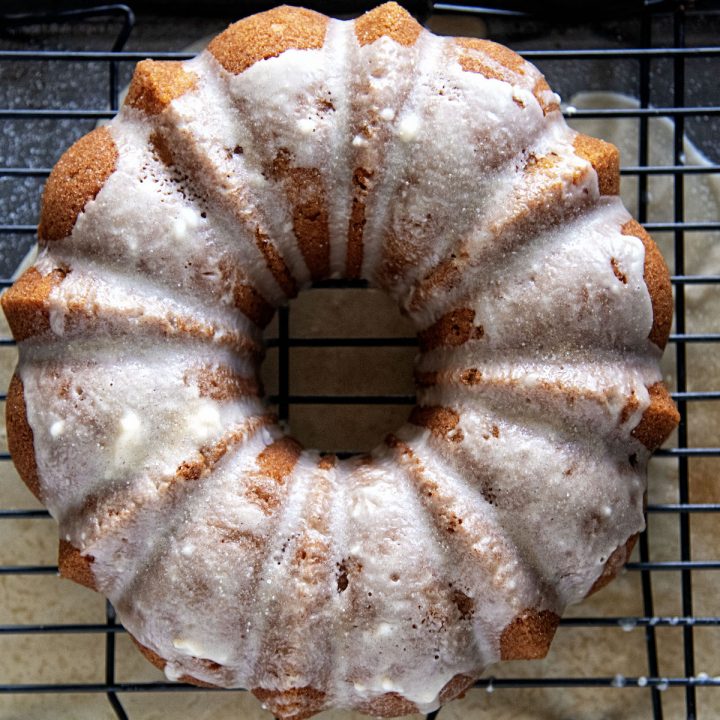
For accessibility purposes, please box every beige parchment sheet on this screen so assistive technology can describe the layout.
[0,91,718,719]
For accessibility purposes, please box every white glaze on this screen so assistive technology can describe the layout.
[13,9,664,717]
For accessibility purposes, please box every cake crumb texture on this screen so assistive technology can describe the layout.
[37,127,118,243]
[125,60,198,116]
[209,6,328,75]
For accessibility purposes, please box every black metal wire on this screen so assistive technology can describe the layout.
[672,8,697,720]
[106,601,129,720]
[636,12,662,717]
[0,2,718,720]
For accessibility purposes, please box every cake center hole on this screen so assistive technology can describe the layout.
[261,287,417,455]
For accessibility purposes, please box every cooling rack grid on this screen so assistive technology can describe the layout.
[0,2,719,718]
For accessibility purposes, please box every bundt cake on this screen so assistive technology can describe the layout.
[2,3,679,718]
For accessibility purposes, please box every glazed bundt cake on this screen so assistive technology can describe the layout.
[2,3,679,718]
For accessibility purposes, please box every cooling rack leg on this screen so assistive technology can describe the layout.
[106,601,129,720]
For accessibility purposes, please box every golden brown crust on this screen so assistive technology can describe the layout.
[1,267,65,342]
[125,60,197,116]
[271,151,330,281]
[318,454,337,470]
[346,167,372,279]
[287,168,330,279]
[532,77,560,115]
[438,673,475,703]
[132,637,166,673]
[5,373,42,501]
[356,692,418,717]
[209,6,328,76]
[256,436,303,483]
[619,390,640,426]
[58,539,97,590]
[418,308,484,352]
[252,687,327,720]
[9,299,260,357]
[255,227,298,298]
[233,283,275,328]
[332,675,475,717]
[131,636,221,688]
[175,416,274,483]
[0,266,261,354]
[586,533,638,596]
[573,133,620,196]
[456,37,525,80]
[183,366,261,401]
[455,40,559,115]
[38,127,118,242]
[354,2,422,48]
[524,151,560,174]
[148,129,175,168]
[631,382,680,450]
[621,219,674,349]
[499,608,560,660]
[408,406,462,442]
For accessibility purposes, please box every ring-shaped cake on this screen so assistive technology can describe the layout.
[3,3,679,718]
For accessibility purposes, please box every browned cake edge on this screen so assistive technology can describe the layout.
[125,60,197,115]
[572,133,621,196]
[354,2,422,47]
[208,5,328,76]
[58,539,97,590]
[586,533,639,597]
[345,167,372,279]
[632,382,680,451]
[454,36,559,114]
[5,373,42,501]
[38,126,118,243]
[499,608,561,660]
[256,673,476,719]
[1,265,262,356]
[1,266,66,342]
[621,219,674,350]
[270,151,331,281]
[256,436,303,482]
[408,405,462,442]
[455,37,526,77]
[253,687,328,720]
[131,636,221,689]
[133,635,474,719]
[418,308,484,352]
[232,282,276,329]
[183,366,262,401]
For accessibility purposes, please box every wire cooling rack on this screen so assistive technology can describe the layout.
[0,2,719,719]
